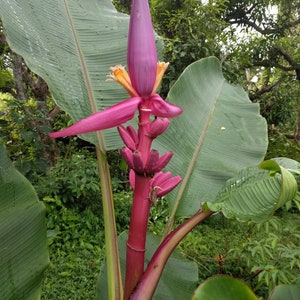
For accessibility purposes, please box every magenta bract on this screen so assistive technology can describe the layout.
[150,94,183,118]
[49,97,141,138]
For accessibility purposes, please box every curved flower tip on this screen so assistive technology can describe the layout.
[49,97,141,138]
[150,94,183,118]
[127,0,157,97]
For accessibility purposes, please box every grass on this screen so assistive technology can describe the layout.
[42,249,103,300]
[41,198,105,299]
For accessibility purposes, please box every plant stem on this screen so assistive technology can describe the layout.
[124,107,152,299]
[96,145,123,300]
[130,208,214,300]
[124,174,151,300]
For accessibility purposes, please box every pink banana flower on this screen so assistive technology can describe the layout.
[49,0,182,139]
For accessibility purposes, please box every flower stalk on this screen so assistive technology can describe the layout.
[130,208,214,300]
[124,173,152,299]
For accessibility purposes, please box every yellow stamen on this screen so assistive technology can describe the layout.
[151,62,169,94]
[107,65,138,97]
[107,62,169,97]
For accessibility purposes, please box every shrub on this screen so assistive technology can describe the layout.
[35,152,101,209]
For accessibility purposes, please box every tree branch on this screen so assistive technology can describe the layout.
[226,9,300,36]
[250,78,283,101]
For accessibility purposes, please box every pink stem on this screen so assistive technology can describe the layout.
[124,105,153,300]
[124,174,151,299]
[130,209,214,300]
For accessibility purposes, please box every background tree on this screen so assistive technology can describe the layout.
[222,0,300,134]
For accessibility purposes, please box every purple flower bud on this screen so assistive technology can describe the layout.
[148,118,170,138]
[127,0,157,97]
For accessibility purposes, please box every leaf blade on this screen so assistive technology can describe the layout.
[208,160,298,222]
[0,143,48,299]
[155,57,268,217]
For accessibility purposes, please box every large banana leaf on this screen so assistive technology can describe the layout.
[0,142,48,299]
[0,0,134,149]
[154,57,268,217]
[208,160,298,222]
[268,280,300,300]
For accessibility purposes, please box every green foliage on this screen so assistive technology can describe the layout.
[35,152,101,208]
[266,137,300,212]
[34,149,129,209]
[1,1,299,298]
[0,0,132,149]
[0,93,52,175]
[43,196,104,255]
[0,69,14,91]
[41,196,105,299]
[228,215,300,296]
[150,0,226,95]
[266,134,300,161]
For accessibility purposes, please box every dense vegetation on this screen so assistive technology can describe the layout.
[0,0,299,298]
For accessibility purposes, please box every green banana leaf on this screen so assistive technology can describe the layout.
[0,143,48,300]
[272,157,300,171]
[272,157,300,210]
[154,57,268,217]
[192,275,259,300]
[0,0,141,149]
[268,279,300,300]
[96,231,198,300]
[208,160,298,222]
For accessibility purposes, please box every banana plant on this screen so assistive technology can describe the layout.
[0,0,298,299]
